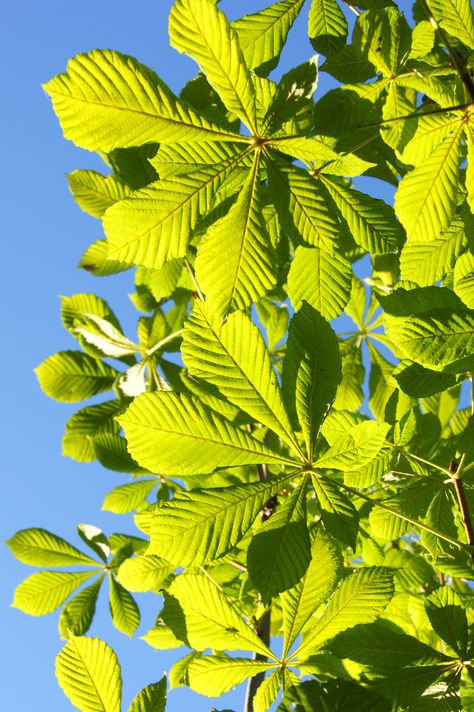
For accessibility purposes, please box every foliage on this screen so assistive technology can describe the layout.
[8,0,474,709]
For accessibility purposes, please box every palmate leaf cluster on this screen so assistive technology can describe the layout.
[8,0,474,709]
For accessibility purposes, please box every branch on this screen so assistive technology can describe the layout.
[244,608,271,712]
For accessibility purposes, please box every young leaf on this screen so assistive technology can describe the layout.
[247,484,311,601]
[128,677,167,712]
[182,302,298,451]
[292,567,394,660]
[169,0,257,132]
[109,576,140,636]
[77,524,110,563]
[119,392,296,475]
[186,654,275,696]
[282,303,341,458]
[58,576,104,638]
[6,528,98,567]
[56,635,121,712]
[35,351,119,402]
[12,570,97,616]
[168,573,274,656]
[44,50,238,153]
[281,527,342,657]
[147,475,293,566]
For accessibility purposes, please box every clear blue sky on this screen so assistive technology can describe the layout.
[1,1,422,710]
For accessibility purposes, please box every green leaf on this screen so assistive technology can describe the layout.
[281,527,342,657]
[147,475,291,566]
[102,479,156,514]
[425,587,468,656]
[313,420,390,470]
[109,576,140,636]
[186,654,275,696]
[79,240,130,278]
[233,0,305,76]
[395,124,464,242]
[35,351,119,402]
[267,160,340,250]
[128,677,167,712]
[104,159,245,269]
[385,308,474,372]
[6,528,98,567]
[333,341,365,411]
[44,50,238,153]
[182,302,298,450]
[195,154,275,317]
[283,304,341,458]
[12,570,97,616]
[312,476,359,549]
[169,0,257,132]
[56,635,121,712]
[67,170,131,218]
[247,484,311,601]
[58,577,104,638]
[168,573,274,656]
[320,176,402,254]
[454,251,474,308]
[292,567,394,659]
[330,621,446,668]
[308,0,348,55]
[119,392,294,476]
[287,245,352,320]
[62,400,122,463]
[117,555,173,593]
[427,0,474,48]
[253,669,282,712]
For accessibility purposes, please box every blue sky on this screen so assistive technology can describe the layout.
[0,2,320,710]
[1,1,423,710]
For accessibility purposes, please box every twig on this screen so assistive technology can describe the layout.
[244,608,271,712]
[184,257,204,301]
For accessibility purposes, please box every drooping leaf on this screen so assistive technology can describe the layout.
[169,0,257,131]
[119,392,295,475]
[77,524,110,563]
[247,484,311,601]
[58,577,104,638]
[109,576,140,636]
[56,635,121,712]
[6,529,98,567]
[12,570,97,616]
